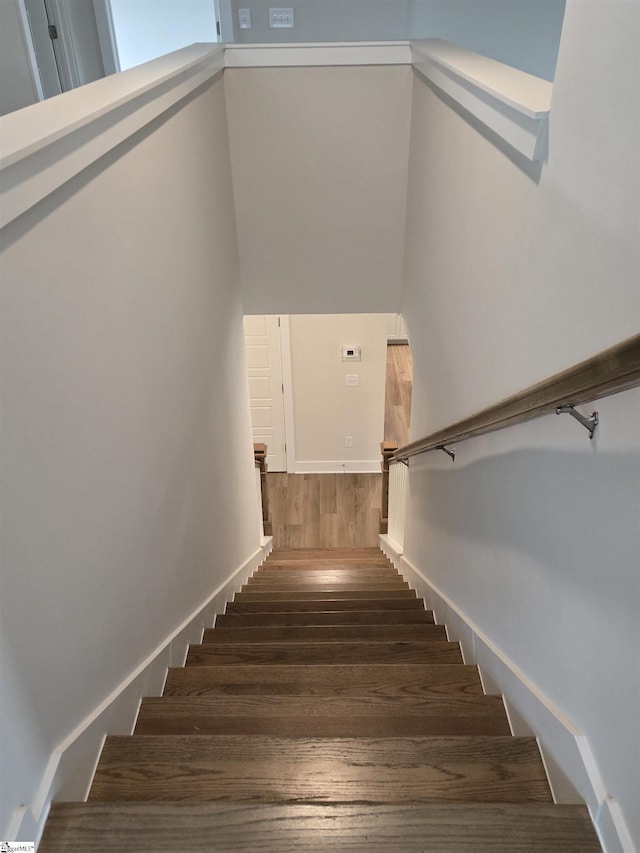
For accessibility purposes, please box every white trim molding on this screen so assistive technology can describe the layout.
[411,39,551,162]
[294,459,381,474]
[0,43,224,230]
[379,535,634,853]
[1,39,554,232]
[9,539,272,847]
[224,41,411,68]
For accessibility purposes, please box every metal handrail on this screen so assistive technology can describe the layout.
[393,333,640,463]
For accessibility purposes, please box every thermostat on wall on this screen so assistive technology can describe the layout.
[342,345,361,361]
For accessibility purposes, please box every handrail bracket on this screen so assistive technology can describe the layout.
[556,405,599,440]
[436,445,456,462]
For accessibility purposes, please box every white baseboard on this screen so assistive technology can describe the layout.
[379,534,634,853]
[294,459,380,474]
[11,538,272,848]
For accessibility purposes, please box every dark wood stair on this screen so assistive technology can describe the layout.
[40,547,601,851]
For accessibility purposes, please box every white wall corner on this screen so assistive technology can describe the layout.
[13,539,271,848]
[410,39,551,162]
[378,535,634,853]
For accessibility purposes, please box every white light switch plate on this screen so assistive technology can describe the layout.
[238,8,251,28]
[345,374,359,386]
[269,7,294,28]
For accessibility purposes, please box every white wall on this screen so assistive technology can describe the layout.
[408,0,565,81]
[227,0,563,80]
[229,0,410,43]
[225,65,412,314]
[290,314,387,471]
[401,0,639,847]
[0,0,38,115]
[109,0,218,69]
[0,73,260,840]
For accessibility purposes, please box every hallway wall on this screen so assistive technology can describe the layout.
[400,0,639,846]
[225,65,412,314]
[0,74,259,839]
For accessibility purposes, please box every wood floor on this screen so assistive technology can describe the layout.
[268,472,381,548]
[266,344,412,550]
[40,549,601,851]
[384,342,413,447]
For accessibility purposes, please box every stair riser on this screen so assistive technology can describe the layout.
[251,570,400,579]
[134,715,511,737]
[245,581,408,591]
[234,589,417,601]
[186,642,463,666]
[215,610,435,627]
[202,625,446,643]
[163,664,485,696]
[226,599,426,613]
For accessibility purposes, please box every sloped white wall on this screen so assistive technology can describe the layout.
[0,75,259,839]
[401,0,639,846]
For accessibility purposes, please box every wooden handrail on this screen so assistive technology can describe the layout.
[394,333,640,462]
[253,443,272,536]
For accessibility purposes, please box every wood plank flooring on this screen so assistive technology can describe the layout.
[268,473,382,548]
[40,548,601,851]
[384,342,413,447]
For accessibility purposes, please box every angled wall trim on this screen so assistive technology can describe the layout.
[411,39,552,162]
[0,43,224,229]
[1,38,554,231]
[379,534,633,853]
[7,540,272,847]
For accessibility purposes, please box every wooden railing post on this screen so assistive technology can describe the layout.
[253,443,272,536]
[380,440,398,534]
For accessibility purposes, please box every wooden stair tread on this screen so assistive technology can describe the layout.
[202,624,446,643]
[226,598,426,612]
[163,664,485,696]
[41,801,601,852]
[216,609,435,627]
[241,574,409,592]
[186,641,463,666]
[251,569,400,579]
[89,735,552,803]
[135,694,510,736]
[234,589,417,601]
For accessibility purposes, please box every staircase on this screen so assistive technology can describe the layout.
[40,548,600,851]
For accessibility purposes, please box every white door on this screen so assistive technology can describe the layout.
[22,0,64,99]
[243,315,287,472]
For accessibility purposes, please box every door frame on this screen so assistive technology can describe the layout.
[278,315,296,473]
